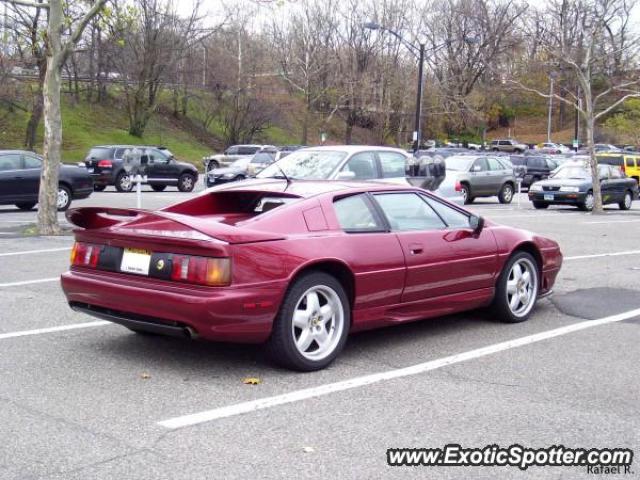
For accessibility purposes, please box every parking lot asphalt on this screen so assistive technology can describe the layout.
[1,182,639,479]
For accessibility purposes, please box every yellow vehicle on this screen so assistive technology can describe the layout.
[597,153,640,184]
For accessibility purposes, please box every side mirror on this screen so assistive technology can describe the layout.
[469,215,485,235]
[336,170,356,180]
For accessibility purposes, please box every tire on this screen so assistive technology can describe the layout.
[514,149,523,154]
[234,175,245,182]
[207,161,219,171]
[498,183,514,204]
[578,190,594,211]
[93,184,107,192]
[265,271,350,371]
[115,172,133,192]
[15,202,36,211]
[177,173,196,192]
[532,201,549,209]
[619,190,632,210]
[56,185,72,211]
[491,251,539,323]
[491,148,499,152]
[461,184,474,204]
[151,185,167,192]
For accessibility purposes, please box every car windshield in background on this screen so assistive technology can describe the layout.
[257,150,347,180]
[445,156,474,171]
[231,158,252,168]
[87,147,112,159]
[252,153,275,164]
[552,166,590,179]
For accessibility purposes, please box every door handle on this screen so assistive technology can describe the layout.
[409,243,424,255]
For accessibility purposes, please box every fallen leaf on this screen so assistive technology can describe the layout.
[141,372,151,379]
[243,377,261,385]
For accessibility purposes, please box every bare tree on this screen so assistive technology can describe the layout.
[513,0,640,213]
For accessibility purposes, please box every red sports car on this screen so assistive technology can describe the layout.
[61,180,562,371]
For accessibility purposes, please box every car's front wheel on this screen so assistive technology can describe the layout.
[492,251,539,323]
[619,190,633,210]
[498,183,514,204]
[578,191,594,211]
[178,173,196,192]
[266,272,350,371]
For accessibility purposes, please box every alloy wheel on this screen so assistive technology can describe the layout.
[506,258,538,317]
[57,187,70,210]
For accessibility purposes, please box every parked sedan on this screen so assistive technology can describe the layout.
[528,163,638,210]
[206,152,275,187]
[61,180,562,371]
[437,155,517,204]
[0,150,93,211]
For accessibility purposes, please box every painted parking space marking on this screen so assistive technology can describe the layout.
[157,307,640,429]
[0,247,70,257]
[0,277,60,288]
[0,321,110,340]
[564,250,640,261]
[584,219,640,225]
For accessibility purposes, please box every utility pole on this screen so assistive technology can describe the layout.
[547,76,555,143]
[574,85,581,151]
[414,43,425,153]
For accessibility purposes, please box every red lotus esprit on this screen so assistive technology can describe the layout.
[61,179,562,371]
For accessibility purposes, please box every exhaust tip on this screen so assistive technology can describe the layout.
[184,326,199,340]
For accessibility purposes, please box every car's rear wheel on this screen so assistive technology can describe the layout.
[151,185,167,192]
[498,183,514,204]
[178,173,196,192]
[579,191,594,211]
[15,202,36,211]
[115,172,133,192]
[461,184,473,204]
[619,190,632,210]
[266,272,349,371]
[57,185,72,211]
[532,201,549,209]
[492,251,539,323]
[93,184,106,192]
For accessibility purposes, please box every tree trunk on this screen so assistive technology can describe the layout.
[25,93,43,151]
[586,115,604,214]
[37,1,64,235]
[301,97,310,145]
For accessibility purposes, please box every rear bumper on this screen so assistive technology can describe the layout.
[61,269,286,343]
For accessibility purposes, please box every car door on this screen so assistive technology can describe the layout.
[608,165,628,201]
[20,154,43,201]
[486,157,508,194]
[468,157,491,195]
[372,192,498,303]
[147,149,175,183]
[377,151,408,181]
[598,165,616,204]
[0,153,27,203]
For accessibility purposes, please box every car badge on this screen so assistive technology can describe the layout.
[156,259,165,270]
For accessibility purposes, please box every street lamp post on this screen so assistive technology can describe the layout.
[363,22,478,153]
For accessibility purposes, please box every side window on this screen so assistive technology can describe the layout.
[0,154,22,171]
[225,146,238,155]
[626,158,635,168]
[471,158,489,172]
[333,194,382,232]
[486,157,504,171]
[23,155,42,169]
[374,193,446,231]
[341,152,378,180]
[378,152,407,178]
[113,148,125,160]
[491,140,498,146]
[238,146,259,155]
[422,195,471,229]
[499,140,509,146]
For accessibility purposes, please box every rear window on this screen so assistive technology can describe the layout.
[238,146,260,155]
[86,147,113,159]
[626,157,636,168]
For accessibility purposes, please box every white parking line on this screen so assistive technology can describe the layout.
[0,278,60,288]
[0,321,110,340]
[0,247,70,257]
[584,219,640,225]
[157,307,640,429]
[564,250,640,261]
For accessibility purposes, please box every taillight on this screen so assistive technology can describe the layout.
[97,159,113,168]
[170,255,230,286]
[621,164,626,173]
[455,180,462,192]
[70,242,100,267]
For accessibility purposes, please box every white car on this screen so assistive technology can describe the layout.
[537,142,570,154]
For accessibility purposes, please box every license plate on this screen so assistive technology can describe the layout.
[87,168,94,173]
[120,248,151,275]
[544,194,554,201]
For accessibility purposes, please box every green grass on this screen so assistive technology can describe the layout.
[0,95,214,165]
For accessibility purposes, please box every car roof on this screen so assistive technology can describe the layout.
[298,145,409,155]
[0,149,38,155]
[204,178,416,199]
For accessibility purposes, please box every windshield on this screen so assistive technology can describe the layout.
[445,156,475,171]
[257,150,347,180]
[551,166,590,179]
[231,157,252,168]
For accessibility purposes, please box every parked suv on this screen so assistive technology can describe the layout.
[509,155,560,189]
[597,153,640,185]
[84,145,199,192]
[490,139,528,153]
[203,145,277,172]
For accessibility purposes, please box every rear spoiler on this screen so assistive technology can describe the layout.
[65,207,285,244]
